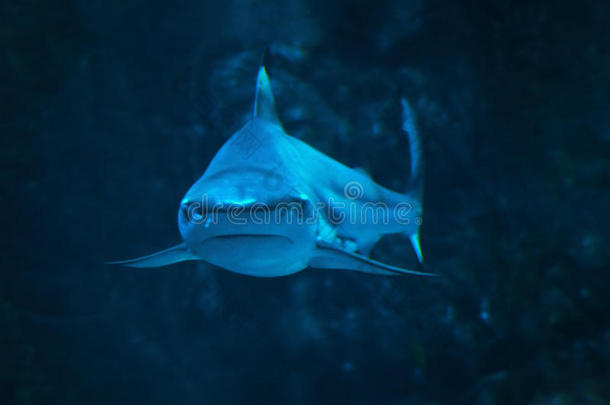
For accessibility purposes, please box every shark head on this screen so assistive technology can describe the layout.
[176,167,317,276]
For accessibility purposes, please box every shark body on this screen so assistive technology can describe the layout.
[111,65,433,277]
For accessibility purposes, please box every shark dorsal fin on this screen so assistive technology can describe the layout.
[253,66,281,126]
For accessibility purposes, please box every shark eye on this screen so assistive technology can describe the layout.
[181,201,205,224]
[191,209,203,222]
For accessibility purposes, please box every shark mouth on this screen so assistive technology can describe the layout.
[206,234,294,243]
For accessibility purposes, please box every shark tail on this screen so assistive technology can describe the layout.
[400,98,424,264]
[400,98,424,200]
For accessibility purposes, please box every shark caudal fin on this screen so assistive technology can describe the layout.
[106,243,197,268]
[401,98,424,264]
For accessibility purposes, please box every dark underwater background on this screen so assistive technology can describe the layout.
[3,0,610,403]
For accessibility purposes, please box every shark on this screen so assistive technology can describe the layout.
[110,64,435,277]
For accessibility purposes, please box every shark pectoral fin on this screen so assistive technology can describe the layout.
[309,241,436,277]
[106,243,197,268]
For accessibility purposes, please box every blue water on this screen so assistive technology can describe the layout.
[3,0,609,403]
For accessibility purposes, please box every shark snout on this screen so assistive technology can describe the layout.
[178,196,266,241]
